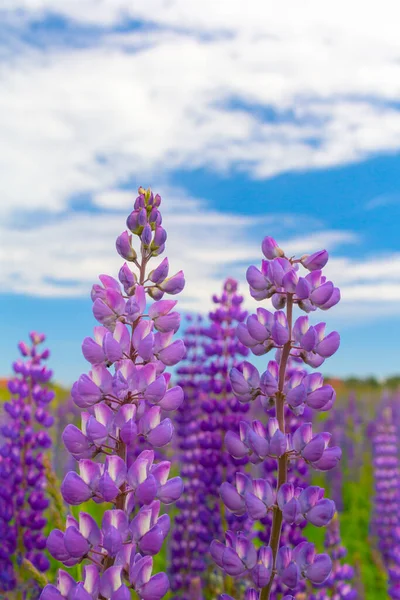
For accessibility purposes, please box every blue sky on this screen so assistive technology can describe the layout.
[1,1,400,384]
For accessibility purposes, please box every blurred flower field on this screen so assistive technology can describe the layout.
[0,189,398,600]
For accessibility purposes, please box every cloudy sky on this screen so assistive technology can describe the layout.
[1,0,400,383]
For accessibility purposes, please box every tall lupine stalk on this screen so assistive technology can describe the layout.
[202,279,250,596]
[0,333,54,595]
[41,187,186,600]
[202,279,250,530]
[371,404,400,599]
[171,315,209,598]
[171,279,250,598]
[310,513,356,600]
[211,237,341,600]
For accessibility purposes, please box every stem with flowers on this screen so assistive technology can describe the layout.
[40,187,186,600]
[211,236,342,600]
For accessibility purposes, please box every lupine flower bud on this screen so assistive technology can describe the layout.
[300,250,329,271]
[116,231,137,261]
[262,236,284,260]
[158,271,185,295]
[149,258,169,284]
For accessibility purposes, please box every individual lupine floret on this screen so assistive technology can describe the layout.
[210,532,258,578]
[292,542,332,585]
[292,317,340,367]
[276,484,334,528]
[130,554,170,600]
[0,333,55,594]
[213,236,340,599]
[225,418,287,464]
[275,543,332,589]
[130,501,170,555]
[41,187,185,600]
[292,424,342,471]
[219,473,275,519]
[46,513,101,566]
[126,450,183,506]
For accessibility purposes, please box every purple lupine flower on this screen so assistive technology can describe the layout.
[214,236,341,599]
[41,187,185,600]
[371,404,400,599]
[0,333,54,594]
[170,279,250,599]
[169,316,210,598]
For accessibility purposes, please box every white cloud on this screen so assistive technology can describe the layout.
[2,185,359,311]
[1,2,400,217]
[1,182,397,322]
[365,193,400,210]
[1,1,400,323]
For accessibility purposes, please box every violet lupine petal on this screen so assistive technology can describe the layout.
[40,586,64,600]
[158,386,184,411]
[139,572,169,600]
[306,498,336,527]
[310,444,342,471]
[301,250,329,271]
[220,482,246,516]
[262,236,284,260]
[246,265,267,291]
[62,424,92,459]
[61,472,92,505]
[305,553,332,584]
[157,477,183,504]
[225,431,249,459]
[46,530,70,562]
[316,331,340,357]
[64,527,90,559]
[251,546,273,587]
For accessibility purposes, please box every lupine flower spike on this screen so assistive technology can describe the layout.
[212,237,341,599]
[41,187,186,600]
[0,333,54,595]
[371,404,400,599]
[171,279,249,598]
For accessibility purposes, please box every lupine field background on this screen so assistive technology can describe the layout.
[2,2,400,600]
